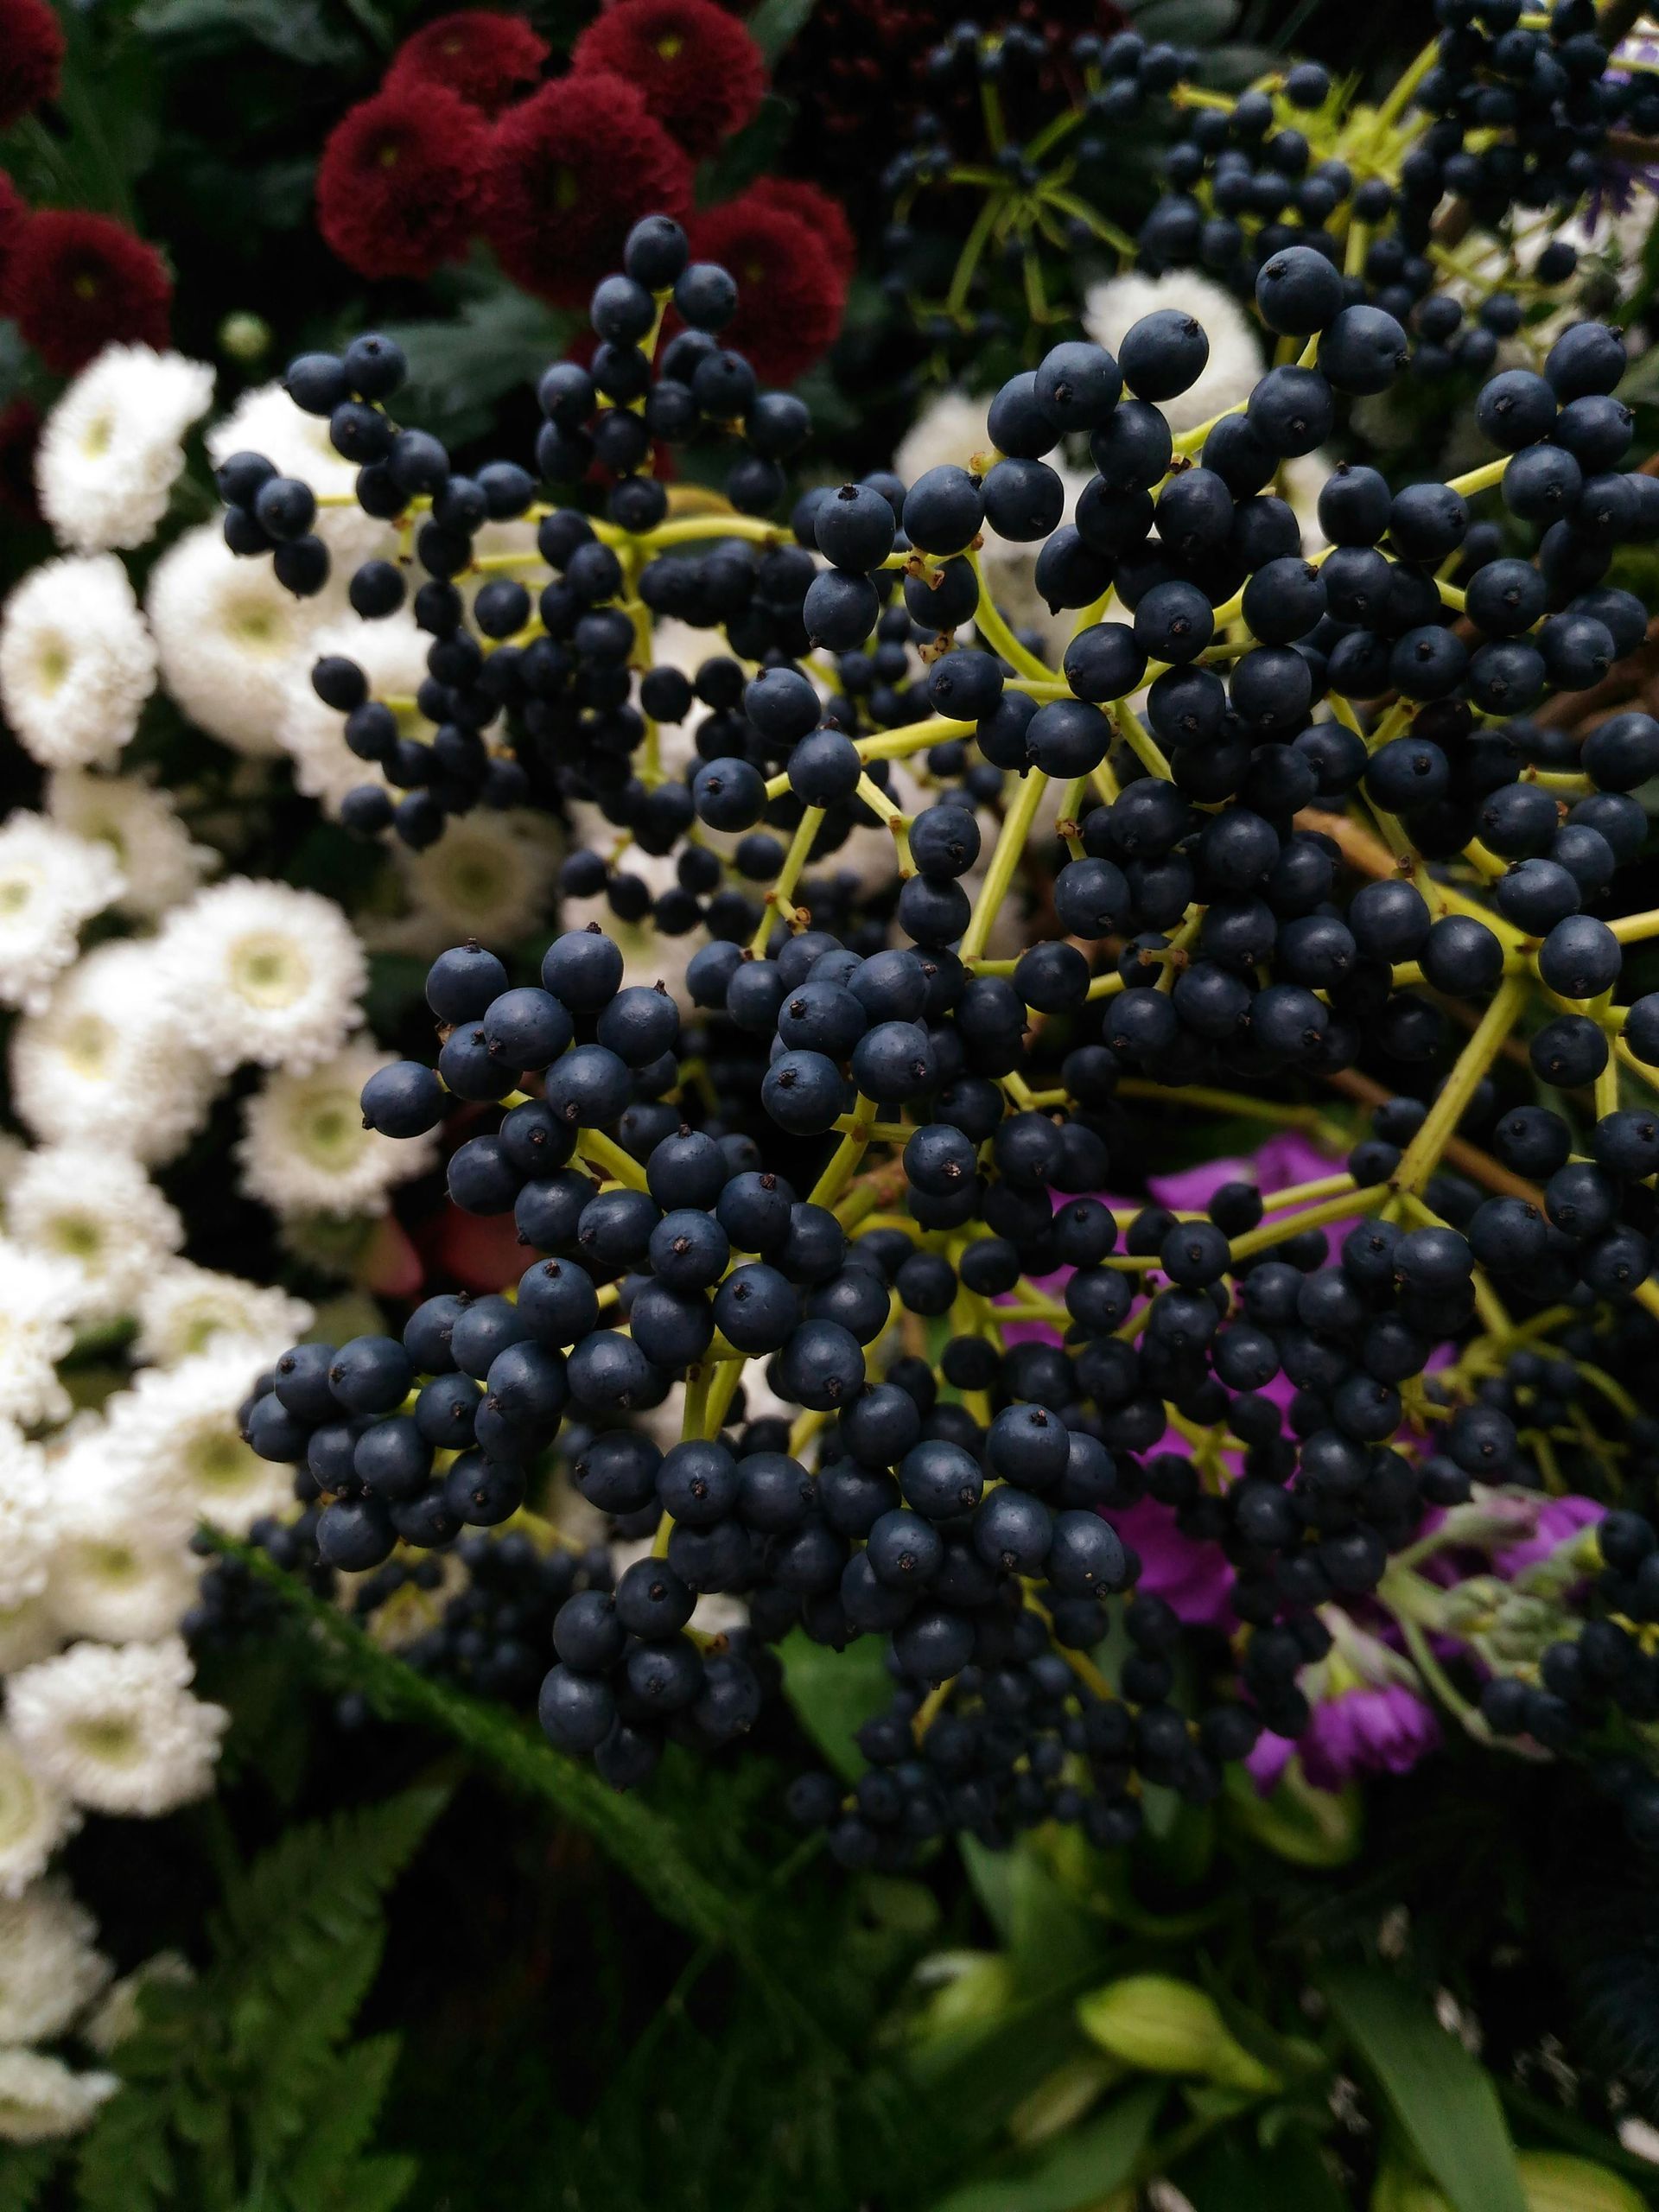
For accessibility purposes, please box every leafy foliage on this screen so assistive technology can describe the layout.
[71,1788,443,2212]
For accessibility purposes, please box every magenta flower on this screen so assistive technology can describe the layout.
[1492,1494,1605,1579]
[1249,1681,1441,1795]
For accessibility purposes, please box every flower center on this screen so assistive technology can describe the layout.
[0,1746,43,1850]
[188,1427,260,1493]
[62,1013,115,1082]
[69,1714,140,1764]
[48,1213,104,1262]
[656,31,683,57]
[299,1091,365,1169]
[229,931,308,1007]
[79,412,112,460]
[554,165,581,212]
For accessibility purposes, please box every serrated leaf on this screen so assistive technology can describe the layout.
[309,2152,420,2212]
[1320,1966,1528,2212]
[780,1627,891,1783]
[376,290,577,442]
[74,2082,177,2212]
[925,2082,1164,2212]
[283,2035,403,2198]
[0,2144,63,2212]
[746,0,818,60]
[130,0,365,65]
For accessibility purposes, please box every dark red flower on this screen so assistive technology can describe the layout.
[480,72,693,308]
[316,83,489,279]
[571,0,766,159]
[743,176,855,285]
[0,170,29,306]
[6,211,171,373]
[0,397,41,524]
[686,188,846,386]
[0,0,65,131]
[385,10,549,117]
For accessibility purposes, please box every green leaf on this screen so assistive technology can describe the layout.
[1320,1966,1528,2212]
[746,0,819,60]
[780,1627,891,1783]
[959,1837,1100,1990]
[1174,2126,1346,2211]
[376,289,578,443]
[0,2144,64,2212]
[925,2082,1164,2212]
[1131,0,1238,36]
[130,0,365,66]
[283,2034,404,2199]
[314,2152,420,2212]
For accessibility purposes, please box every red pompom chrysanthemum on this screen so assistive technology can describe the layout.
[570,0,766,159]
[0,170,29,305]
[385,10,549,117]
[0,0,65,131]
[316,83,490,280]
[6,211,172,373]
[686,188,847,386]
[480,72,693,308]
[743,176,856,285]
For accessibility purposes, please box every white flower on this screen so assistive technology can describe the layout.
[1083,269,1262,435]
[10,940,218,1167]
[7,1637,228,1817]
[0,555,156,770]
[276,609,431,816]
[0,2050,118,2142]
[238,1041,438,1219]
[894,387,996,486]
[0,1728,77,1900]
[134,1262,312,1368]
[36,345,214,556]
[0,814,125,1014]
[43,1429,200,1642]
[207,382,393,572]
[365,806,561,957]
[0,1425,55,1615]
[46,767,215,920]
[5,1147,183,1324]
[96,1348,297,1537]
[146,522,342,759]
[0,1241,79,1428]
[0,1880,111,2044]
[154,877,366,1076]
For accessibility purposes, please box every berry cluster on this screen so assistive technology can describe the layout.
[219,176,1659,1853]
[881,10,1643,378]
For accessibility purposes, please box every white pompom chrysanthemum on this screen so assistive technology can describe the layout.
[207,382,392,571]
[10,940,218,1167]
[36,345,214,556]
[276,609,431,815]
[134,1262,312,1368]
[238,1040,438,1219]
[45,1442,200,1654]
[0,2050,118,2143]
[146,522,342,759]
[96,1347,296,1537]
[0,1879,111,2044]
[0,1241,79,1428]
[6,1147,184,1324]
[0,1425,55,1616]
[0,815,125,1015]
[7,1637,229,1818]
[1083,269,1262,436]
[0,1728,77,1902]
[367,808,561,957]
[154,877,366,1075]
[46,768,214,920]
[0,556,157,771]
